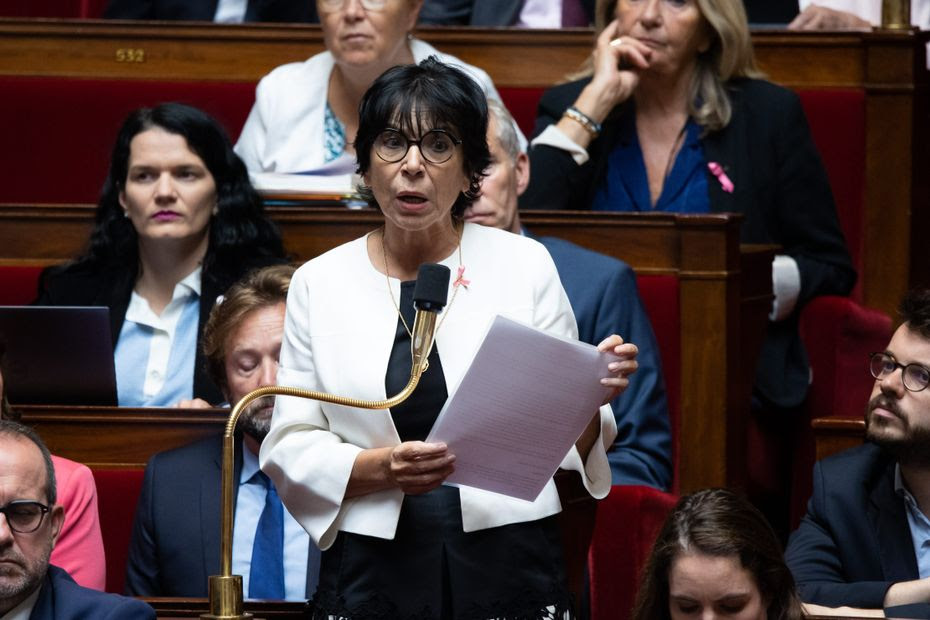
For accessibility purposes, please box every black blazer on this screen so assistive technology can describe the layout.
[785,443,917,608]
[419,0,595,26]
[521,78,856,407]
[36,255,284,404]
[124,433,320,598]
[103,0,317,22]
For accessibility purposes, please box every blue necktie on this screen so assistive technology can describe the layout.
[249,472,285,599]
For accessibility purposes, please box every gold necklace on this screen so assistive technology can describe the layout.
[380,227,467,339]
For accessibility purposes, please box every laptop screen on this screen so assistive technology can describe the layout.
[0,306,117,406]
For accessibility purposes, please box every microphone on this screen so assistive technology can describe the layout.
[411,263,450,374]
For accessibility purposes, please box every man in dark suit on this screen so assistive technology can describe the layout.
[0,420,154,619]
[125,265,321,600]
[786,287,930,613]
[104,0,317,22]
[463,99,671,489]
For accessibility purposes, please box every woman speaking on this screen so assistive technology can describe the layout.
[260,58,635,618]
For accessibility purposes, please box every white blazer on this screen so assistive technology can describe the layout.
[259,224,616,550]
[234,39,520,174]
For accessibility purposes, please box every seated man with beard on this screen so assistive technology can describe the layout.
[786,287,930,614]
[125,265,320,600]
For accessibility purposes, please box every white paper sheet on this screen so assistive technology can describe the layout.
[425,315,617,501]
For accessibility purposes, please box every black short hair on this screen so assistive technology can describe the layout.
[354,56,491,218]
[900,287,930,339]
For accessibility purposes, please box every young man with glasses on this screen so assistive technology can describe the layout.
[0,420,155,619]
[786,287,930,615]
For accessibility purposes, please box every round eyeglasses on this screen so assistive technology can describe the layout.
[319,0,387,12]
[869,352,930,392]
[0,500,50,534]
[374,129,462,165]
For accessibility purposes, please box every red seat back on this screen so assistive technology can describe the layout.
[0,76,257,204]
[635,274,681,491]
[0,265,44,305]
[0,0,106,17]
[797,89,866,300]
[92,468,145,594]
[589,485,678,620]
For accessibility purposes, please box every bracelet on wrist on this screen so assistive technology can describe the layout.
[562,106,602,138]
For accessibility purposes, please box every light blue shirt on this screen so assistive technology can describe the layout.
[234,440,315,600]
[895,464,930,578]
[114,270,200,406]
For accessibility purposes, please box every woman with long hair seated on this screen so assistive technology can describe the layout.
[259,57,635,618]
[633,488,805,620]
[37,103,286,406]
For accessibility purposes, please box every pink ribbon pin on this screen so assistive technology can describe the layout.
[453,265,470,289]
[708,162,734,194]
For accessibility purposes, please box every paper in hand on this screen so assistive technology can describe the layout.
[426,315,618,501]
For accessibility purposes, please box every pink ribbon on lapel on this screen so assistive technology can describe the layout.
[707,162,734,194]
[453,265,470,289]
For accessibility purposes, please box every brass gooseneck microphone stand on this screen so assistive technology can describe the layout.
[201,263,450,620]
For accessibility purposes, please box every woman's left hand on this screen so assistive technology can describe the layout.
[598,334,638,405]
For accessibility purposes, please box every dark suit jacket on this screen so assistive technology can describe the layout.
[536,234,671,489]
[521,78,856,408]
[103,0,317,22]
[125,433,320,598]
[419,0,595,26]
[785,443,917,608]
[36,255,284,404]
[30,565,154,620]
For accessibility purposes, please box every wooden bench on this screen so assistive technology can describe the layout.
[0,21,926,314]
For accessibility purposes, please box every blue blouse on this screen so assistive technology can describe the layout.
[591,114,710,213]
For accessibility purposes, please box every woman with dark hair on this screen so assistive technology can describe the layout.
[259,57,634,618]
[37,103,286,406]
[633,488,805,620]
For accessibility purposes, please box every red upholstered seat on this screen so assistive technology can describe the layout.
[588,485,678,620]
[789,296,892,523]
[0,265,44,305]
[0,0,106,17]
[0,76,257,204]
[92,468,145,594]
[498,87,546,139]
[797,89,866,301]
[635,274,681,491]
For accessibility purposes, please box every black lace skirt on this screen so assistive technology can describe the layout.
[308,486,573,620]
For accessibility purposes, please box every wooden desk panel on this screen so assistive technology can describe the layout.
[7,208,770,492]
[813,416,866,461]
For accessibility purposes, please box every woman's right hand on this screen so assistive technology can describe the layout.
[387,441,456,495]
[577,18,653,124]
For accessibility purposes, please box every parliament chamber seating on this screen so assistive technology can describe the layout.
[4,23,927,616]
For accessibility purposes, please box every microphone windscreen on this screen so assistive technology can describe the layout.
[413,263,451,311]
